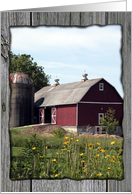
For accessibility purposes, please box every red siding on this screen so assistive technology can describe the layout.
[78,103,123,126]
[81,79,123,102]
[57,105,76,126]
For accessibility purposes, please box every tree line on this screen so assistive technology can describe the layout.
[9,51,51,92]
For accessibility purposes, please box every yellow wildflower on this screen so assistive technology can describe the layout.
[107,167,110,170]
[118,142,120,144]
[96,154,99,158]
[112,156,115,160]
[32,147,36,150]
[96,143,100,145]
[55,174,58,177]
[89,147,92,150]
[97,147,101,150]
[83,170,85,172]
[119,149,123,152]
[39,156,43,158]
[111,141,115,145]
[89,163,92,165]
[70,138,73,140]
[89,158,92,161]
[95,160,97,163]
[81,160,85,163]
[52,159,56,162]
[17,153,19,154]
[88,142,92,146]
[45,146,48,149]
[65,137,68,140]
[61,149,67,151]
[63,146,65,148]
[106,155,110,157]
[80,153,84,156]
[67,150,70,152]
[56,153,59,155]
[75,139,79,142]
[97,173,101,176]
[110,159,115,163]
[18,149,21,151]
[100,149,105,153]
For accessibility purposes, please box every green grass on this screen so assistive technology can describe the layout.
[10,129,124,180]
[10,126,32,134]
[11,147,24,156]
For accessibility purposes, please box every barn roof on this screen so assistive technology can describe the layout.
[34,78,103,107]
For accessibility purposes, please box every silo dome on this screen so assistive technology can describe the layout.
[9,72,31,84]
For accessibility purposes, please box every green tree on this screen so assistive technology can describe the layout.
[9,51,51,92]
[99,107,119,134]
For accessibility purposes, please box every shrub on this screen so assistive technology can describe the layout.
[51,128,64,138]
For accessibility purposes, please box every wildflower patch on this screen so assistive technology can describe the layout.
[10,132,124,180]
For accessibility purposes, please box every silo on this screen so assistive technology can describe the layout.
[9,72,34,128]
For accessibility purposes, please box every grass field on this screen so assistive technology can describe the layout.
[10,127,124,180]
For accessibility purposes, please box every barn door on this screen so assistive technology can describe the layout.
[95,126,101,134]
[51,108,56,124]
[39,108,44,124]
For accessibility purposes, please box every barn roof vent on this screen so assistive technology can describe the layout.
[81,73,88,82]
[54,78,60,87]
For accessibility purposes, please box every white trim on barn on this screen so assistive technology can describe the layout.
[51,107,57,124]
[39,108,44,124]
[79,101,123,104]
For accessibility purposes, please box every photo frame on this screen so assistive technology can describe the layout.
[1,12,131,192]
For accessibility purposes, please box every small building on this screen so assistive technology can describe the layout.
[34,73,123,136]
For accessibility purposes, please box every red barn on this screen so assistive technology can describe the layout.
[34,74,123,136]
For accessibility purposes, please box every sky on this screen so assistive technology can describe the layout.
[10,25,123,98]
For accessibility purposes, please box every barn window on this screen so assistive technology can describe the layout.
[98,113,104,124]
[99,83,104,91]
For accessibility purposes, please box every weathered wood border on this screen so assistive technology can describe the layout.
[1,12,131,192]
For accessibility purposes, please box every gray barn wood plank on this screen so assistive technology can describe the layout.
[71,12,80,25]
[107,12,131,192]
[108,12,118,24]
[1,12,31,192]
[32,12,58,26]
[32,179,106,192]
[57,12,70,25]
[8,12,30,26]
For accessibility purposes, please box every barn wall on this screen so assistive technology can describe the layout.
[57,105,76,126]
[81,79,123,102]
[78,103,123,126]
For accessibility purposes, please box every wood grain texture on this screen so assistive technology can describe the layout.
[107,12,131,192]
[1,11,131,192]
[32,179,106,192]
[1,12,31,192]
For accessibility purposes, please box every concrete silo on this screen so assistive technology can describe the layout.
[9,72,34,128]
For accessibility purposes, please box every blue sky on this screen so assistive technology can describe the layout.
[10,25,123,98]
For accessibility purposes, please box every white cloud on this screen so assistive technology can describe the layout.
[39,61,90,69]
